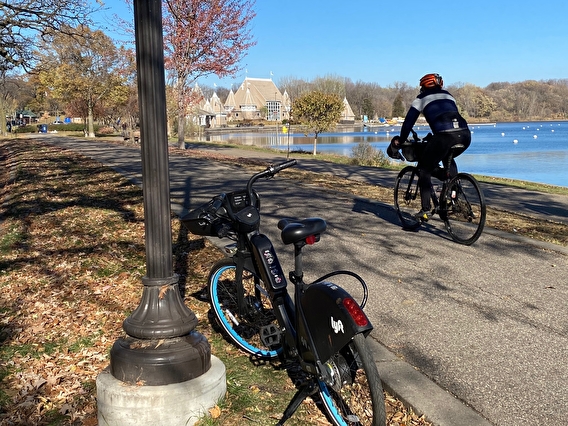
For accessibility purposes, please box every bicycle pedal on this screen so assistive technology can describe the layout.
[260,324,281,346]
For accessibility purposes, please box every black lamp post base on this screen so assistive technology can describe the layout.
[110,331,210,386]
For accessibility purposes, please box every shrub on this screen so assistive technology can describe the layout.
[14,125,37,133]
[350,142,390,167]
[96,126,115,135]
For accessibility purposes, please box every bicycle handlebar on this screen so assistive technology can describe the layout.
[246,159,297,203]
[183,160,298,239]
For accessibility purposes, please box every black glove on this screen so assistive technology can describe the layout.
[387,139,403,160]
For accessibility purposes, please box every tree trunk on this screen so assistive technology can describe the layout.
[176,79,186,149]
[312,135,318,155]
[177,110,185,149]
[87,98,96,138]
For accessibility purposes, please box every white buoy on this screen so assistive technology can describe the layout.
[513,139,518,144]
[501,132,505,136]
[533,135,537,139]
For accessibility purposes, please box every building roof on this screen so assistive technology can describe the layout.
[233,77,283,108]
[342,97,355,120]
[224,90,236,110]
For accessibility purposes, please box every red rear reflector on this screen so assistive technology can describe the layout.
[305,235,316,245]
[343,297,368,327]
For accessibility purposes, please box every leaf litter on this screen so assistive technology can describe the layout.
[0,138,436,425]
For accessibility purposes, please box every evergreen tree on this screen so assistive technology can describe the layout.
[391,93,405,118]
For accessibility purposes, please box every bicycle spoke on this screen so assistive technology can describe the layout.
[394,166,422,230]
[209,260,281,359]
[443,174,486,245]
[317,334,386,425]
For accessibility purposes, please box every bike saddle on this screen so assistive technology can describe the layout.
[277,217,327,245]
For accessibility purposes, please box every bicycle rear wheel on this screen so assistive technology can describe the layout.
[394,166,422,230]
[441,173,486,245]
[317,333,386,426]
[208,258,281,359]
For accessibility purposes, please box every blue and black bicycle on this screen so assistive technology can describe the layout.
[182,160,386,425]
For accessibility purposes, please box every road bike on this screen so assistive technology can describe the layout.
[391,130,486,245]
[181,160,386,425]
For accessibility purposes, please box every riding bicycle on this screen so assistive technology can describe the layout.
[389,129,486,245]
[181,160,386,425]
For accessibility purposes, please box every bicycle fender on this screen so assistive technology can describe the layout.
[299,281,373,364]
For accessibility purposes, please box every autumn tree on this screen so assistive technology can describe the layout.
[452,84,496,119]
[292,91,343,155]
[0,0,100,132]
[0,73,31,133]
[163,0,256,148]
[34,25,129,137]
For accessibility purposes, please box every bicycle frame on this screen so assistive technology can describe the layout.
[244,226,373,376]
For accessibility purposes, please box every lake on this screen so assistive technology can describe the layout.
[202,121,568,188]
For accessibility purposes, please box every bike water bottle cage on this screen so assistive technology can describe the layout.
[278,217,327,246]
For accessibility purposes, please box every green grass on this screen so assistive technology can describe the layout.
[0,223,24,255]
[195,333,320,426]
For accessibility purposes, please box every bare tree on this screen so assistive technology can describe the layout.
[0,0,100,72]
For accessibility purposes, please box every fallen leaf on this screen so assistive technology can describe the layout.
[209,405,221,419]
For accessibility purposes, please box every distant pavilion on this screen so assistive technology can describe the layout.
[193,76,355,128]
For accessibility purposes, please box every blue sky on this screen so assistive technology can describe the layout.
[95,0,568,89]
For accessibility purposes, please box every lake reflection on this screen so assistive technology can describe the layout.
[202,125,399,150]
[201,122,568,187]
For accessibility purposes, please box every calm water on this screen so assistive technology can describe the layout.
[203,121,568,188]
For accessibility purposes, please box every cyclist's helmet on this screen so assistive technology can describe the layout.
[419,73,444,91]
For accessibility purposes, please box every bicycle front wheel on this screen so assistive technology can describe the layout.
[441,173,486,245]
[394,166,422,230]
[208,258,281,359]
[317,333,386,426]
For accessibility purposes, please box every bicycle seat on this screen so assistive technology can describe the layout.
[278,217,327,245]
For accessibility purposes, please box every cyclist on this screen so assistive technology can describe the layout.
[388,73,471,221]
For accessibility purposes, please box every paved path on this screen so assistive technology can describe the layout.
[40,135,568,426]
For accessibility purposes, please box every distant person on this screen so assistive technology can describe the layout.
[388,73,471,221]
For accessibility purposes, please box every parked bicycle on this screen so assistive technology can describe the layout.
[391,129,486,245]
[181,160,386,425]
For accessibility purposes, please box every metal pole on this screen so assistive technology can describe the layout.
[109,0,210,386]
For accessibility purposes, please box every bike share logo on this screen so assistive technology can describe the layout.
[331,317,344,334]
[264,249,283,285]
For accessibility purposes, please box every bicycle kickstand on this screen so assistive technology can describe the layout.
[276,381,318,425]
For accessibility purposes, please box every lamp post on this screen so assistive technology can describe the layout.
[97,0,225,423]
[108,0,209,386]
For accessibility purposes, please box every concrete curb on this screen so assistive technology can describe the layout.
[367,337,493,426]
